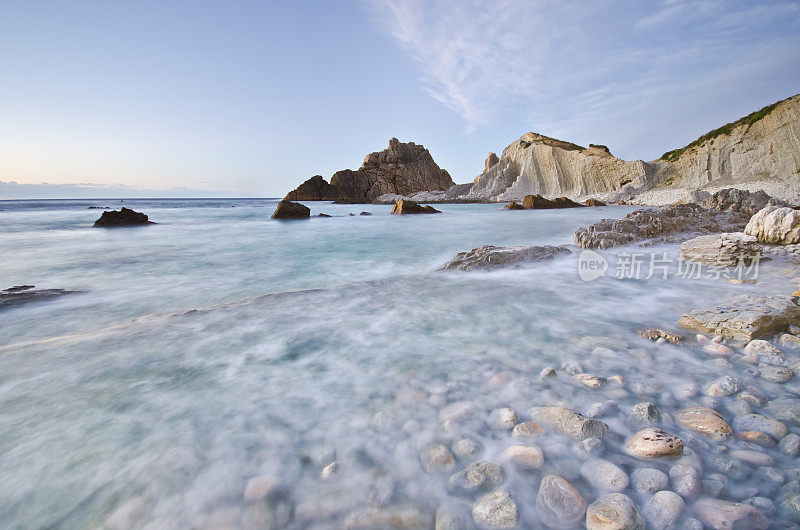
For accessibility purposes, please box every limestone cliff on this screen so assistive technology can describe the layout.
[651,94,800,196]
[285,138,454,203]
[466,133,651,201]
[466,94,800,203]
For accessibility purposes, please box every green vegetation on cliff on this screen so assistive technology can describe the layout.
[660,99,785,161]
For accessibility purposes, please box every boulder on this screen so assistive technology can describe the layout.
[522,194,584,209]
[503,201,526,210]
[584,198,607,207]
[529,407,608,440]
[745,205,800,244]
[701,188,783,217]
[536,475,586,529]
[391,199,441,215]
[440,245,571,271]
[580,459,629,492]
[643,491,684,529]
[732,414,788,439]
[284,174,343,201]
[271,200,311,220]
[678,295,800,341]
[448,461,504,495]
[679,232,761,266]
[93,207,153,227]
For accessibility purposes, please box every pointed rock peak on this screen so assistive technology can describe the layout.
[485,152,500,172]
[520,132,586,152]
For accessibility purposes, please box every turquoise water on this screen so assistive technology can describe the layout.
[1,199,797,528]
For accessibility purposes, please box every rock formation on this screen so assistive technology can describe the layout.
[679,233,762,266]
[271,200,310,220]
[463,93,800,203]
[1,285,78,311]
[93,207,153,227]
[745,205,800,244]
[439,245,570,271]
[390,199,441,215]
[522,194,584,209]
[284,138,454,203]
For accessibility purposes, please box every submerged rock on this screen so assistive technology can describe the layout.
[704,376,743,397]
[271,200,311,220]
[733,414,788,439]
[529,407,609,440]
[585,493,645,530]
[439,245,570,271]
[678,295,800,342]
[693,498,768,530]
[93,207,154,227]
[501,445,543,470]
[580,459,629,492]
[630,468,669,495]
[536,475,586,529]
[422,444,456,473]
[638,329,684,344]
[472,490,518,529]
[643,491,684,529]
[448,461,504,495]
[674,407,731,440]
[0,285,78,311]
[391,199,441,214]
[745,205,800,244]
[343,505,431,529]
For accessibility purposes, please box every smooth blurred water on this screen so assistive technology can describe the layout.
[1,199,799,528]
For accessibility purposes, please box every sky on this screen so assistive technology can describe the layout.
[1,0,799,198]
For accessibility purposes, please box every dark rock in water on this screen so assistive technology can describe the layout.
[285,174,343,201]
[359,211,372,216]
[1,286,78,311]
[284,138,454,203]
[440,245,571,271]
[93,207,153,227]
[391,199,441,215]
[271,200,310,220]
[574,203,750,249]
[87,206,111,209]
[584,198,606,207]
[523,194,584,209]
[702,188,785,217]
[316,213,332,218]
[504,201,526,210]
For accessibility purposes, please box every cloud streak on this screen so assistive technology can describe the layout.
[364,0,800,156]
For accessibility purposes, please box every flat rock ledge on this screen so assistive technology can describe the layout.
[1,285,78,311]
[679,232,762,266]
[678,295,800,342]
[440,245,571,271]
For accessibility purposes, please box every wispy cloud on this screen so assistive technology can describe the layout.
[364,0,800,151]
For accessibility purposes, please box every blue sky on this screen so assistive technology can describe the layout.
[1,0,799,198]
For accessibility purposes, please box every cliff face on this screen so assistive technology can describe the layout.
[652,94,800,191]
[284,138,454,202]
[467,94,800,203]
[467,133,649,201]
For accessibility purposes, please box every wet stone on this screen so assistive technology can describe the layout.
[488,407,518,430]
[743,497,776,517]
[735,431,776,447]
[453,439,482,460]
[764,397,800,424]
[729,449,774,466]
[780,433,800,457]
[759,365,795,382]
[343,506,431,529]
[511,421,543,439]
[423,444,456,473]
[630,468,669,495]
[669,464,700,498]
[536,475,586,529]
[704,375,743,397]
[693,498,769,530]
[643,490,684,529]
[529,407,609,440]
[586,401,618,418]
[585,493,645,530]
[702,474,727,497]
[580,458,629,492]
[675,407,732,440]
[435,503,474,530]
[501,445,543,471]
[733,414,788,439]
[448,461,504,495]
[472,490,518,529]
[625,428,684,459]
[629,402,660,428]
[574,437,603,456]
[779,493,800,522]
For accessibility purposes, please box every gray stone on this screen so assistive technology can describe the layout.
[679,232,761,266]
[781,333,800,349]
[669,464,700,498]
[529,407,609,440]
[759,364,795,382]
[488,407,518,430]
[586,401,618,418]
[733,414,789,439]
[440,245,571,271]
[586,493,645,530]
[449,461,504,495]
[580,459,629,492]
[435,503,475,530]
[630,468,669,495]
[693,498,768,529]
[745,205,800,244]
[704,375,743,397]
[764,397,800,424]
[743,497,776,517]
[780,434,800,457]
[343,506,431,529]
[678,295,800,342]
[472,490,518,529]
[629,402,660,427]
[422,444,456,473]
[536,475,586,529]
[643,490,684,529]
[453,439,482,460]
